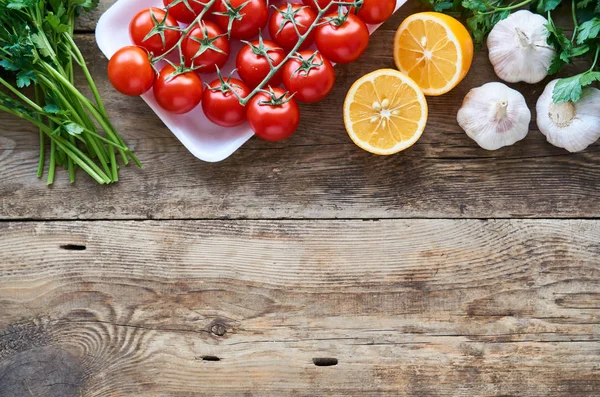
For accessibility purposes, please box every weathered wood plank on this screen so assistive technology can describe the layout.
[1,219,599,396]
[1,2,596,220]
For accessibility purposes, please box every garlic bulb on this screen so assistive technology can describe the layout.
[457,82,531,150]
[487,10,556,84]
[536,79,600,152]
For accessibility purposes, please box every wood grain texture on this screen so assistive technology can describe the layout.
[0,2,598,220]
[1,219,599,396]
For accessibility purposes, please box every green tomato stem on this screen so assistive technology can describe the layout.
[239,0,359,105]
[152,0,219,63]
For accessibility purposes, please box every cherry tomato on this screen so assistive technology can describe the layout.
[282,51,335,103]
[301,0,334,12]
[247,88,300,141]
[130,8,181,56]
[108,46,155,96]
[315,13,370,64]
[268,4,317,52]
[202,78,250,127]
[163,0,213,24]
[236,40,286,88]
[353,0,396,25]
[181,21,230,73]
[153,64,203,114]
[214,0,268,40]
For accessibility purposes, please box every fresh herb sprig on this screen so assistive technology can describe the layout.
[547,2,600,102]
[0,0,139,184]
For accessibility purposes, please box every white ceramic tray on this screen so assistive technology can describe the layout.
[96,0,406,162]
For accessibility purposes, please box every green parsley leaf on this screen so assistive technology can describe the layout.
[434,1,455,11]
[552,75,583,102]
[45,13,71,34]
[579,70,600,85]
[16,70,36,87]
[553,71,600,103]
[64,122,84,136]
[0,59,19,71]
[43,103,61,114]
[6,0,36,9]
[577,17,600,44]
[30,33,53,58]
[45,13,61,29]
[537,0,562,13]
[576,0,592,8]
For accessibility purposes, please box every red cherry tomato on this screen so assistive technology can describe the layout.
[163,0,213,24]
[202,78,250,127]
[214,0,268,40]
[236,40,286,88]
[315,13,370,64]
[181,21,230,73]
[153,64,203,114]
[282,51,335,103]
[354,0,396,25]
[129,8,181,56]
[108,46,155,96]
[301,0,334,12]
[268,3,317,52]
[247,88,300,141]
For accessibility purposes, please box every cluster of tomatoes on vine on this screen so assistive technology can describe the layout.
[107,0,396,141]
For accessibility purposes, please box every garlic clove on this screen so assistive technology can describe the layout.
[487,10,556,84]
[457,82,531,150]
[536,79,600,153]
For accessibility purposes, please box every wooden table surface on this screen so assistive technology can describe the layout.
[1,1,599,396]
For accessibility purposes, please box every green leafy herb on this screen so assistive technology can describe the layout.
[64,122,84,135]
[0,0,140,183]
[576,16,600,43]
[552,48,600,102]
[547,1,600,103]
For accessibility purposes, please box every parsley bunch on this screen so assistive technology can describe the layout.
[547,0,600,102]
[0,0,139,184]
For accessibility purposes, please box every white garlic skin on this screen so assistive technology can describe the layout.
[457,82,531,150]
[536,79,600,153]
[487,10,556,84]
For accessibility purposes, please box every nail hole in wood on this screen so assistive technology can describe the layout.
[201,356,221,362]
[210,323,227,337]
[60,244,87,251]
[312,358,338,367]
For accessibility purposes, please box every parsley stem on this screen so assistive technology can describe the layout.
[36,74,113,177]
[48,140,56,185]
[41,62,130,167]
[571,0,578,43]
[38,128,45,178]
[34,86,45,178]
[63,33,107,115]
[479,0,532,14]
[68,136,76,183]
[589,46,599,71]
[0,77,43,112]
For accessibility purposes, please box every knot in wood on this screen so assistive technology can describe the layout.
[210,323,227,337]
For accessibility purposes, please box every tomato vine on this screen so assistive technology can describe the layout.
[149,0,365,105]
